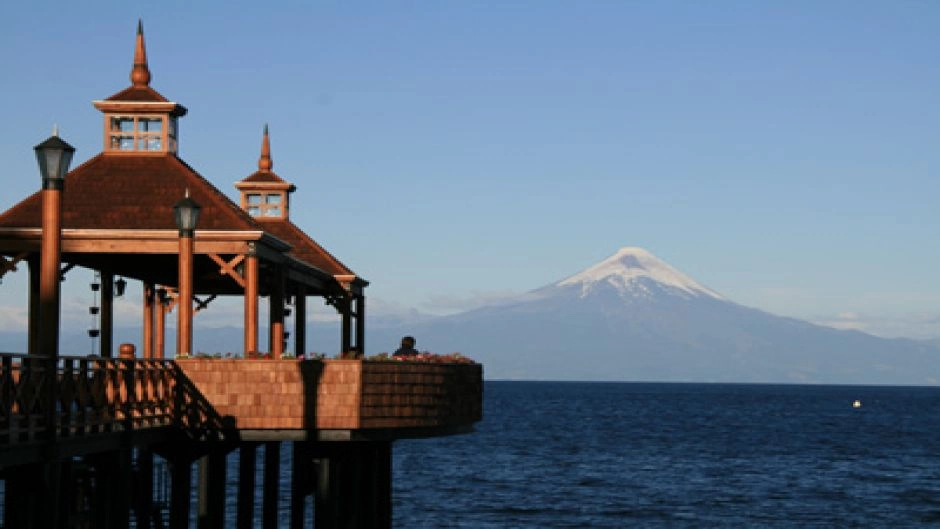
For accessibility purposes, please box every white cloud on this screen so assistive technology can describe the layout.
[813,311,940,341]
[421,290,528,314]
[0,305,28,331]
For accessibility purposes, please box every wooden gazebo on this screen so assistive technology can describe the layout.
[0,22,366,360]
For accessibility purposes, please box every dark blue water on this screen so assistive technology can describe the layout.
[393,381,940,528]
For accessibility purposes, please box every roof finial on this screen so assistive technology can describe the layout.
[52,124,59,137]
[130,19,152,87]
[258,124,273,172]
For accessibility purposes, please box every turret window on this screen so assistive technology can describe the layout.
[244,192,285,218]
[106,115,176,153]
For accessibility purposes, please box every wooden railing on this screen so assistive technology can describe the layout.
[0,353,227,446]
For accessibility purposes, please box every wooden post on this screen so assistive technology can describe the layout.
[270,267,285,359]
[100,272,114,357]
[197,451,226,529]
[136,449,155,529]
[177,232,195,357]
[355,294,366,355]
[341,296,352,354]
[38,184,63,359]
[263,442,280,529]
[237,443,257,529]
[375,442,393,528]
[156,295,166,359]
[290,441,310,529]
[314,454,336,528]
[143,282,154,358]
[27,256,40,355]
[169,459,192,529]
[245,248,259,355]
[294,288,306,359]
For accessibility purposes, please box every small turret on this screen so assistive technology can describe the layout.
[92,21,187,155]
[235,125,296,220]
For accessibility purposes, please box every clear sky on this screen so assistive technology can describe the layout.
[1,1,938,340]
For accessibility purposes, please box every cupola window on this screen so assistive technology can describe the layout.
[245,192,285,218]
[106,115,177,153]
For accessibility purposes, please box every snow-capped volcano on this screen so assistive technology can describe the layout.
[368,246,940,384]
[556,247,724,300]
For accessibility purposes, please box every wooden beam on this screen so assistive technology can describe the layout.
[208,253,246,288]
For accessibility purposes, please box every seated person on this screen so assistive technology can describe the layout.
[392,336,419,358]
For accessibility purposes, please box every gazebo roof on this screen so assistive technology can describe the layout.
[0,154,259,232]
[0,21,364,296]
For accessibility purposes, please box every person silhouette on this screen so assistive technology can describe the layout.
[392,336,419,358]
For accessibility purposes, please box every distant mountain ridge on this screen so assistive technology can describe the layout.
[369,247,940,385]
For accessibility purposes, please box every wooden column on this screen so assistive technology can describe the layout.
[100,272,114,357]
[245,249,259,355]
[374,442,393,528]
[38,185,62,358]
[156,293,166,359]
[237,443,257,529]
[314,453,336,528]
[177,233,195,357]
[341,296,352,354]
[294,287,306,359]
[27,256,40,355]
[169,459,192,529]
[143,282,154,358]
[355,294,366,355]
[290,441,311,529]
[91,450,132,529]
[197,452,226,529]
[263,442,280,529]
[135,450,155,529]
[270,267,285,359]
[313,442,393,529]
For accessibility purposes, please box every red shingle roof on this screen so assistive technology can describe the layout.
[0,154,261,231]
[104,85,170,103]
[240,170,293,185]
[255,218,354,276]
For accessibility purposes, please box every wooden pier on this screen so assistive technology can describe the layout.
[0,353,482,528]
[0,21,483,529]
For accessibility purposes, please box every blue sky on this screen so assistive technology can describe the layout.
[1,1,938,340]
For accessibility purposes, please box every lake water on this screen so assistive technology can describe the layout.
[7,381,940,527]
[392,381,940,528]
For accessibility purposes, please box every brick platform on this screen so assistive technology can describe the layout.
[176,359,483,431]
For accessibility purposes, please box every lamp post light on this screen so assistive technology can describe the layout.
[35,130,74,361]
[174,191,200,357]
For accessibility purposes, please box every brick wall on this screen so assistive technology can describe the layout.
[176,359,483,432]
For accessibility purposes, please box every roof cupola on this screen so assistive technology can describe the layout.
[235,125,296,221]
[92,21,187,155]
